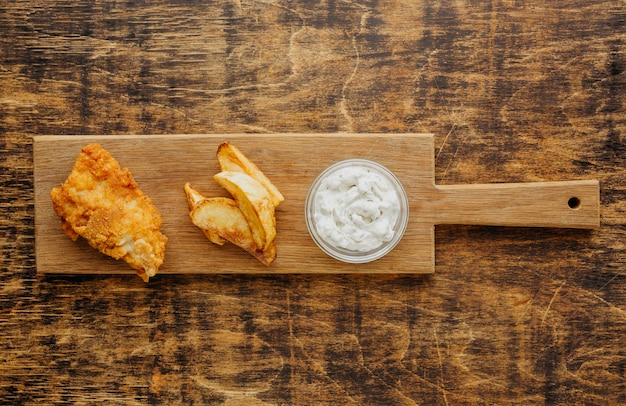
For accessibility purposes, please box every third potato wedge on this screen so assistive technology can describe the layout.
[190,197,275,265]
[190,197,252,247]
[184,182,226,245]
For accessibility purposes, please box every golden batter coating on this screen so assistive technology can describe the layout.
[50,144,167,282]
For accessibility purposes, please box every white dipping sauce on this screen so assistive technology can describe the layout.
[312,166,401,252]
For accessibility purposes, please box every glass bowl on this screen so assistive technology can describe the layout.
[305,159,409,263]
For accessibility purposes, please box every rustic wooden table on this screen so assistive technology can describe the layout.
[1,2,625,404]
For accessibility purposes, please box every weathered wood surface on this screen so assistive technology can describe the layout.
[1,1,625,404]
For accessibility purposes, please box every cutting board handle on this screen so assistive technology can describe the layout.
[433,180,600,229]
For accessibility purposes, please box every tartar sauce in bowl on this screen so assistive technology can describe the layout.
[305,159,409,263]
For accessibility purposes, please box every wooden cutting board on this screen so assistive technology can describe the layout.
[33,134,600,276]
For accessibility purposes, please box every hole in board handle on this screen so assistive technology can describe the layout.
[568,197,581,209]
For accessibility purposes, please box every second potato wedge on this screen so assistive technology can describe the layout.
[213,171,276,251]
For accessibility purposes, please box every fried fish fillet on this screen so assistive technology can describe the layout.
[50,143,168,282]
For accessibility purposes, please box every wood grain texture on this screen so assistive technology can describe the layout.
[34,133,599,276]
[434,180,600,228]
[2,1,625,404]
[34,133,437,275]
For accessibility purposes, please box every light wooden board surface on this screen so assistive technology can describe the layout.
[34,133,599,276]
[34,133,438,275]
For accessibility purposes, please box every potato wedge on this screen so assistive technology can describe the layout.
[259,239,276,266]
[190,197,257,251]
[186,183,275,266]
[184,183,226,245]
[183,182,206,211]
[184,143,282,266]
[217,142,284,207]
[213,171,276,251]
